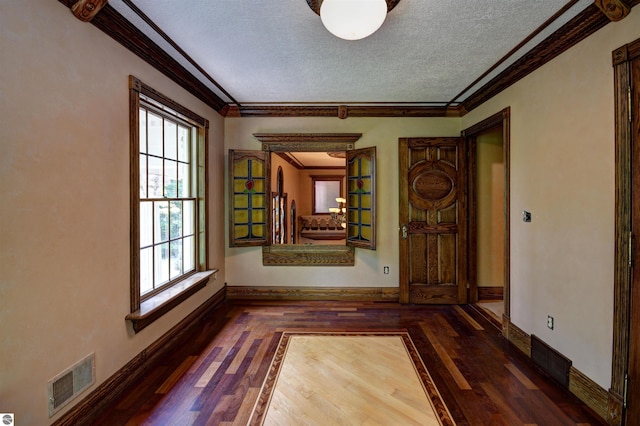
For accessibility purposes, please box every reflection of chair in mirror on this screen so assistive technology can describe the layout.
[298,215,346,244]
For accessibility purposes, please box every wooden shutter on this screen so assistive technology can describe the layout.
[346,147,376,250]
[229,150,270,247]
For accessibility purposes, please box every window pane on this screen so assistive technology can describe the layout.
[164,120,177,160]
[183,235,194,272]
[140,247,153,295]
[178,125,189,162]
[170,201,182,239]
[154,243,169,285]
[139,108,147,154]
[140,201,153,247]
[139,154,147,198]
[147,112,163,157]
[178,162,190,198]
[170,239,182,280]
[148,156,163,198]
[155,201,169,243]
[164,159,177,198]
[183,200,194,236]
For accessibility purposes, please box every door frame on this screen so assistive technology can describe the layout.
[612,37,640,425]
[463,108,511,319]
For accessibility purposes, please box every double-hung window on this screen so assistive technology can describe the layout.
[128,76,210,332]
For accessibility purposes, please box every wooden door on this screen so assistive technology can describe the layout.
[399,137,467,304]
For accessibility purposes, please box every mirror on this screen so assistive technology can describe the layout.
[272,152,346,246]
[253,133,362,266]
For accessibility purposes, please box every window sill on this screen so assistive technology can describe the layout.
[126,269,218,333]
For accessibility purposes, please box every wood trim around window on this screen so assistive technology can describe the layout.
[128,75,211,332]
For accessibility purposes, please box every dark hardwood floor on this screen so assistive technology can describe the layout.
[94,301,605,425]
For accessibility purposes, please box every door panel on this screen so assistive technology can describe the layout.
[399,137,467,304]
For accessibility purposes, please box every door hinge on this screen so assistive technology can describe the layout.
[629,86,633,123]
[624,373,629,408]
[629,232,633,268]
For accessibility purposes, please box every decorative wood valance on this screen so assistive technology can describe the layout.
[253,133,362,152]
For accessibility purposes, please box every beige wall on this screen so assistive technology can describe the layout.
[225,117,460,287]
[462,8,640,389]
[0,1,225,424]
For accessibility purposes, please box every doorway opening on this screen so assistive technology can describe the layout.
[464,108,510,328]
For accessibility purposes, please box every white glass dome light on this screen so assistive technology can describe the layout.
[320,0,388,41]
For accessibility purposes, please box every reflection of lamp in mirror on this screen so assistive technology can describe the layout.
[329,197,347,228]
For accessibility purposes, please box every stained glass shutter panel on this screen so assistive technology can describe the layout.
[347,147,376,250]
[229,150,270,247]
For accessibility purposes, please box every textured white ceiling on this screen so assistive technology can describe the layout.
[109,0,592,105]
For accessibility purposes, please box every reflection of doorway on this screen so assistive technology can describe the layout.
[465,109,510,325]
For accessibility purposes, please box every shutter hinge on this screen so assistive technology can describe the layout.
[629,86,633,123]
[629,232,633,268]
[624,373,629,408]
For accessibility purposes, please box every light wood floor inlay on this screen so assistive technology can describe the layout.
[250,332,454,425]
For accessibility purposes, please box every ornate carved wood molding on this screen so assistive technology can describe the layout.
[58,0,637,117]
[595,0,631,21]
[253,133,362,152]
[224,104,461,118]
[57,0,227,111]
[71,0,108,22]
[261,244,356,266]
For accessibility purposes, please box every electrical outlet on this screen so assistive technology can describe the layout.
[383,266,389,274]
[547,315,554,330]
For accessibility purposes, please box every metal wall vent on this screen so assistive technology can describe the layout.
[47,353,95,417]
[531,335,571,388]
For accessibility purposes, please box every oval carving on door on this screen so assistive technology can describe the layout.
[408,160,457,210]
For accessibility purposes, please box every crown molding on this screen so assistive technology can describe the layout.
[58,0,636,118]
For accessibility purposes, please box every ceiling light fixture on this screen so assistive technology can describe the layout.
[306,0,401,41]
